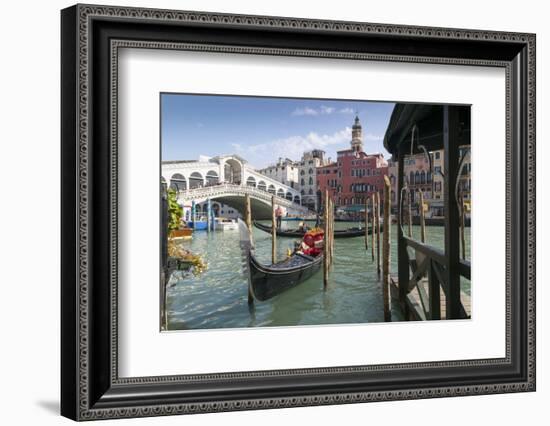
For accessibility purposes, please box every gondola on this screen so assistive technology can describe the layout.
[239,220,323,301]
[253,220,376,239]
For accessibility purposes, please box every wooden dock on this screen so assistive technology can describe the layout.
[390,277,471,321]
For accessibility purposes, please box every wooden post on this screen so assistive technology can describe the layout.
[371,195,375,262]
[245,194,254,304]
[329,197,334,269]
[364,198,368,250]
[419,191,426,243]
[271,196,277,264]
[443,106,461,319]
[206,198,211,233]
[160,189,168,330]
[376,191,381,276]
[397,147,409,310]
[323,190,329,290]
[382,176,391,322]
[407,190,413,238]
[460,192,466,260]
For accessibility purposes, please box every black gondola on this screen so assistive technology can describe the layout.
[239,220,323,301]
[253,220,376,239]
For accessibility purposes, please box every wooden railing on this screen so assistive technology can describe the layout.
[401,236,470,320]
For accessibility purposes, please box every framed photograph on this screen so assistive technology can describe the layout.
[61,4,536,421]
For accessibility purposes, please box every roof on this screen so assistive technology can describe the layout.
[383,104,471,156]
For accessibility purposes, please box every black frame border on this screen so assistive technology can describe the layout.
[61,4,536,421]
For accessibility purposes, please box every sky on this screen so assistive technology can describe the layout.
[161,94,395,169]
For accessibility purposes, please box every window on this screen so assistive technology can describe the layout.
[301,178,305,186]
[435,166,442,174]
[309,188,313,195]
[309,177,313,185]
[308,168,313,174]
[435,151,441,160]
[300,170,305,176]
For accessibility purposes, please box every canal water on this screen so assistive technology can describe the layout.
[166,222,471,330]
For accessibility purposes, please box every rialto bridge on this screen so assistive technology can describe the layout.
[161,155,310,219]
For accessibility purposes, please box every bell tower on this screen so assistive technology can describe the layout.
[351,115,363,153]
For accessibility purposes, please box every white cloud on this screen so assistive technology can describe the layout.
[291,106,320,116]
[291,105,357,116]
[231,127,351,168]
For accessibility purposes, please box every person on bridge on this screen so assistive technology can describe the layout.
[275,206,283,229]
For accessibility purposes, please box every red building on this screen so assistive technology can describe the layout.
[316,116,389,214]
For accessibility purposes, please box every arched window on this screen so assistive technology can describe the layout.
[420,171,426,184]
[300,170,305,176]
[268,185,276,194]
[246,176,256,187]
[301,178,305,186]
[277,188,284,198]
[285,192,293,201]
[308,188,313,195]
[189,172,203,189]
[309,177,313,185]
[258,181,267,191]
[427,171,432,183]
[415,171,420,185]
[301,189,305,195]
[169,173,187,191]
[409,171,414,186]
[293,195,300,204]
[308,168,313,174]
[205,170,218,185]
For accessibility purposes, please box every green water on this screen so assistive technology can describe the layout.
[166,222,470,330]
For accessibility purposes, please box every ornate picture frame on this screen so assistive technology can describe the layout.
[61,4,535,420]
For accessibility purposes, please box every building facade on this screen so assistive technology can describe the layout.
[257,157,299,189]
[387,147,471,217]
[296,149,330,211]
[316,116,389,213]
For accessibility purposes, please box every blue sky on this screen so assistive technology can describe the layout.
[161,94,395,169]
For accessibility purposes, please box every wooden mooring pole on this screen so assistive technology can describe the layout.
[329,197,334,270]
[323,190,329,290]
[382,176,391,322]
[370,194,376,262]
[407,190,413,238]
[206,198,211,233]
[245,194,254,305]
[364,198,368,250]
[460,192,466,260]
[376,191,381,276]
[271,196,277,264]
[419,191,426,243]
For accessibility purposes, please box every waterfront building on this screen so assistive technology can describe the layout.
[258,150,330,212]
[296,150,330,211]
[316,116,389,214]
[387,146,470,217]
[257,157,299,189]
